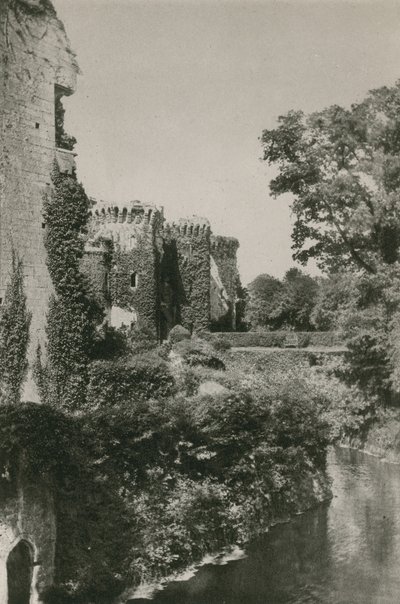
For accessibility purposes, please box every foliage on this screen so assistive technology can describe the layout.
[55,97,77,152]
[0,250,31,405]
[247,268,319,331]
[37,167,99,410]
[110,231,159,335]
[310,272,356,330]
[209,330,342,348]
[261,83,400,273]
[173,337,225,370]
[173,230,211,333]
[211,335,232,352]
[87,353,176,409]
[168,324,191,343]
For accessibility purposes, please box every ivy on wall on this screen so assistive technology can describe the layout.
[0,250,31,405]
[110,229,159,335]
[174,231,210,333]
[35,166,99,410]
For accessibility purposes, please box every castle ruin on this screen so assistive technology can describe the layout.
[0,0,240,393]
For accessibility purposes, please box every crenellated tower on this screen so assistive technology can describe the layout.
[210,235,240,330]
[163,217,211,334]
[85,200,164,334]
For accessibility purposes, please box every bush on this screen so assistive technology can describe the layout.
[174,338,225,370]
[211,336,232,352]
[87,353,175,408]
[210,331,342,348]
[168,324,191,344]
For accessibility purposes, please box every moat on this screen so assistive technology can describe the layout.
[131,447,400,604]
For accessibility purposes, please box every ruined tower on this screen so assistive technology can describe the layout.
[86,201,165,334]
[0,0,79,398]
[210,235,240,331]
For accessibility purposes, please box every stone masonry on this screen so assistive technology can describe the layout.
[0,0,79,399]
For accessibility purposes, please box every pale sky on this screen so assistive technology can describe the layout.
[53,0,400,285]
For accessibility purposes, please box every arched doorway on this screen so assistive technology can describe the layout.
[7,540,33,604]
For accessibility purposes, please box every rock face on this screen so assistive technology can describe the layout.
[0,0,79,400]
[0,459,56,604]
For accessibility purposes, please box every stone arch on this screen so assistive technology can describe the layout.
[6,539,34,604]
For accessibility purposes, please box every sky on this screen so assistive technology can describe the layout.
[52,0,400,285]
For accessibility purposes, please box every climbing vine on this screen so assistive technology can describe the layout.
[0,250,31,405]
[174,231,210,333]
[110,229,159,335]
[36,166,100,410]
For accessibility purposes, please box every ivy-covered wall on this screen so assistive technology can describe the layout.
[84,208,240,338]
[165,219,211,333]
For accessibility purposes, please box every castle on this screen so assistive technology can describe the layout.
[0,0,240,383]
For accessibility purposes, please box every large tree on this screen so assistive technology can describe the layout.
[261,82,400,273]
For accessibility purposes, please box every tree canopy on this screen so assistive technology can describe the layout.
[261,81,400,273]
[247,268,319,331]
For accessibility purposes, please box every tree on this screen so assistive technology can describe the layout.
[279,268,319,331]
[0,250,31,404]
[261,82,400,273]
[247,269,318,331]
[247,273,284,329]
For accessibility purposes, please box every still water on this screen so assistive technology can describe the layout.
[134,447,400,604]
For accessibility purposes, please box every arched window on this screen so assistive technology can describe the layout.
[130,272,138,289]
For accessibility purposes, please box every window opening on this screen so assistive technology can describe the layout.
[130,272,137,289]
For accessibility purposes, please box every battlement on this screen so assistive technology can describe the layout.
[89,199,163,226]
[164,216,211,238]
[210,235,240,253]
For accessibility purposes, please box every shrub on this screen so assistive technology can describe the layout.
[87,353,175,408]
[211,336,232,352]
[174,338,225,370]
[168,324,191,344]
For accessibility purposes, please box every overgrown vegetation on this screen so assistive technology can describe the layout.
[261,81,400,401]
[34,166,100,410]
[0,250,31,405]
[3,338,332,603]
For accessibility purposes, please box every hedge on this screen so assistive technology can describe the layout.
[87,354,175,408]
[210,331,343,348]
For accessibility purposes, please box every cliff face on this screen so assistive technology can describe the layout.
[0,0,79,399]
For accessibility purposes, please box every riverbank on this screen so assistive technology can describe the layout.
[340,407,400,464]
[122,466,331,602]
[130,447,400,604]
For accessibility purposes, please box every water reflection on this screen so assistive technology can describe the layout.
[132,448,400,604]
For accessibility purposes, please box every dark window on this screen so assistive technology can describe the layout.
[41,222,46,229]
[130,272,137,289]
[35,122,40,129]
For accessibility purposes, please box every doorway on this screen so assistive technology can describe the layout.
[7,540,33,604]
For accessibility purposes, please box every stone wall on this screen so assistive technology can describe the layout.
[0,457,55,604]
[210,235,240,331]
[0,0,79,400]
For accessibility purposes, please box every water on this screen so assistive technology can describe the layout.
[131,447,400,604]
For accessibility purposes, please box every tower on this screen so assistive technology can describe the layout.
[210,235,240,330]
[86,200,164,335]
[0,0,79,398]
